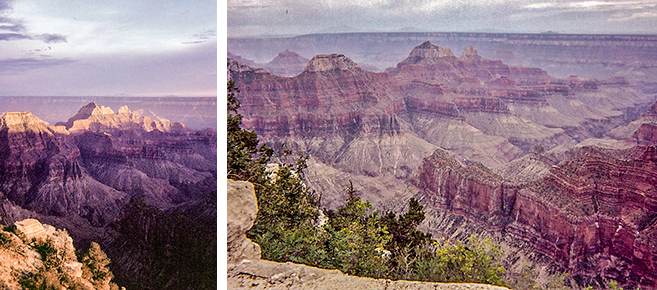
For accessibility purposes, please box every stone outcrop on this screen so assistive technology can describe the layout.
[228,41,650,172]
[0,110,127,226]
[264,50,309,77]
[0,111,67,135]
[226,179,509,290]
[228,50,309,77]
[637,123,657,144]
[0,218,114,289]
[607,101,657,141]
[56,102,188,133]
[227,179,261,264]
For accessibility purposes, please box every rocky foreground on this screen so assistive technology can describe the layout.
[227,179,509,290]
[0,218,120,289]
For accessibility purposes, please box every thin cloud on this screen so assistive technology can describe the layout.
[0,17,26,32]
[37,33,68,43]
[525,0,657,11]
[0,0,12,11]
[0,32,28,41]
[0,1,68,44]
[0,57,75,74]
[610,10,657,21]
[183,28,216,44]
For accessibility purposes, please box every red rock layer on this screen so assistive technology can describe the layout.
[452,98,510,114]
[412,149,518,228]
[637,123,657,145]
[228,56,403,138]
[411,146,657,288]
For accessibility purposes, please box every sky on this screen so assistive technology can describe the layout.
[227,0,657,37]
[0,0,217,96]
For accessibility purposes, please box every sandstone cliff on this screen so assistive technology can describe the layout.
[228,41,657,288]
[411,145,657,289]
[227,179,509,290]
[57,102,188,133]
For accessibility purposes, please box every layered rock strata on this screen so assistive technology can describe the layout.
[411,146,657,288]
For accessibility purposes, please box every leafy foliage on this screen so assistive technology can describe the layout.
[228,81,507,286]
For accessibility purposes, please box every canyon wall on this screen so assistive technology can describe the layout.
[411,146,657,288]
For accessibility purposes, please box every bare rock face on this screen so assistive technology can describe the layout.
[607,101,657,141]
[0,111,67,135]
[637,123,657,144]
[264,50,309,77]
[228,259,509,290]
[0,218,107,289]
[411,145,657,289]
[411,149,518,228]
[0,104,216,289]
[304,54,361,73]
[227,179,261,263]
[226,179,509,290]
[57,102,188,133]
[228,41,652,208]
[0,111,127,226]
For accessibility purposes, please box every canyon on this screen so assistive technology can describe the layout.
[0,102,217,289]
[228,36,657,289]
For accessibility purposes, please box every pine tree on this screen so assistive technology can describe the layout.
[81,242,114,290]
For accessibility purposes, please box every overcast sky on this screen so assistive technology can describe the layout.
[227,0,657,37]
[0,0,217,96]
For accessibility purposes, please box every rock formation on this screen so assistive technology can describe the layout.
[228,41,653,205]
[226,179,509,290]
[0,218,118,289]
[228,50,309,77]
[411,145,657,288]
[0,111,126,226]
[263,50,309,77]
[608,101,657,143]
[228,32,657,83]
[227,180,261,264]
[57,102,188,133]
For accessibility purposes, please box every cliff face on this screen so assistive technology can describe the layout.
[229,41,653,202]
[411,145,657,288]
[0,112,126,226]
[57,102,188,133]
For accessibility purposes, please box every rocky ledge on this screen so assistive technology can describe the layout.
[0,218,120,289]
[226,179,509,290]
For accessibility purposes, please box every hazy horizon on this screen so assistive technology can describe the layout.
[0,96,217,130]
[227,0,657,38]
